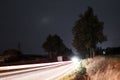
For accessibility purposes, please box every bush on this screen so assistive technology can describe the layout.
[2,49,22,62]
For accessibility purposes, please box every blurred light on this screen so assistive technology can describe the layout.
[71,56,82,69]
[71,56,79,63]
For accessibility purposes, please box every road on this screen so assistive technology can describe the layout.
[0,61,76,80]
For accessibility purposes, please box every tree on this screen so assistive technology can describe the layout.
[42,34,71,59]
[72,7,107,58]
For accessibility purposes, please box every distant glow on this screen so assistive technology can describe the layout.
[103,51,106,54]
[41,16,54,24]
[42,17,49,23]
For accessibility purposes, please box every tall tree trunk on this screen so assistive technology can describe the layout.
[89,48,95,58]
[92,48,95,57]
[90,48,92,58]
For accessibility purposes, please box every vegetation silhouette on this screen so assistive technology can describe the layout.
[72,7,107,58]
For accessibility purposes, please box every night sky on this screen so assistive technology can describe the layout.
[0,0,120,55]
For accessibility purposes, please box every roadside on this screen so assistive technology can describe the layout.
[59,56,120,80]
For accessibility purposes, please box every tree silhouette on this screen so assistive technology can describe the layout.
[42,34,71,59]
[2,49,22,62]
[72,7,107,58]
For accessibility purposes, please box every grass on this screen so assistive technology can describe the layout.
[85,56,120,80]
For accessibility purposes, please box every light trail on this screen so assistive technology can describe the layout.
[0,61,76,80]
[0,61,71,71]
